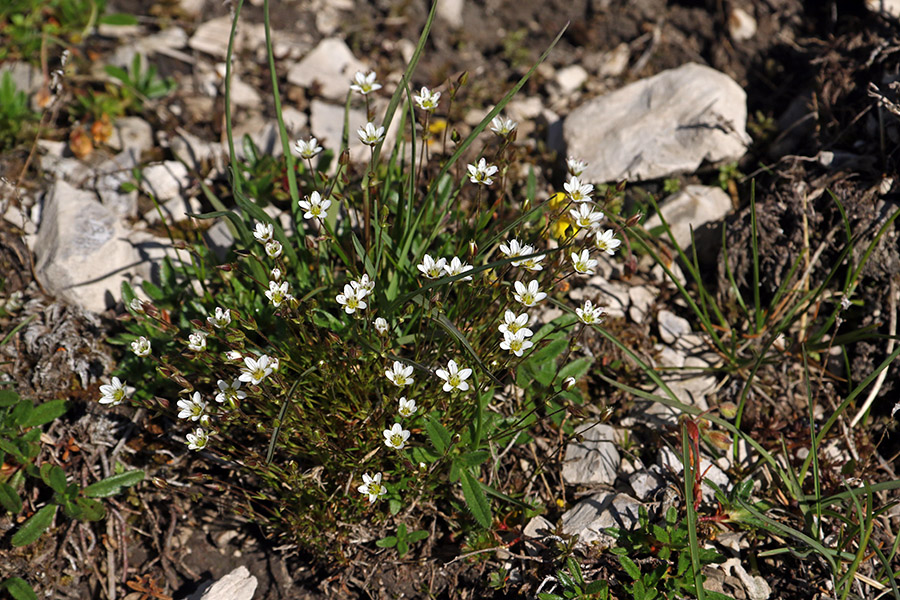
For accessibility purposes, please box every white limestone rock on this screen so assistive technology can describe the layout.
[141,161,191,202]
[657,309,691,344]
[560,492,642,547]
[286,38,367,102]
[187,566,257,600]
[143,196,202,225]
[561,422,620,486]
[643,185,732,250]
[556,65,589,95]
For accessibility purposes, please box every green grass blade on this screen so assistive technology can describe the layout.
[682,424,706,600]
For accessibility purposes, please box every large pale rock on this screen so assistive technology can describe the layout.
[643,185,732,250]
[561,492,642,547]
[187,565,257,600]
[141,161,191,202]
[309,100,369,163]
[561,422,620,486]
[189,16,237,59]
[286,38,366,101]
[563,63,750,182]
[34,181,141,313]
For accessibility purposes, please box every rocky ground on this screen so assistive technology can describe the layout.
[2,0,900,598]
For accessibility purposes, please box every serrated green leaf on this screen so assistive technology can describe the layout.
[425,415,451,454]
[618,555,641,581]
[1,577,37,600]
[460,469,492,529]
[11,504,57,547]
[0,482,22,513]
[82,470,144,498]
[21,399,67,428]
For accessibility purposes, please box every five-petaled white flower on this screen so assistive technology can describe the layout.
[398,397,417,417]
[265,240,283,259]
[594,229,622,256]
[177,391,208,421]
[253,222,273,243]
[467,158,498,185]
[300,191,331,222]
[520,251,545,272]
[358,472,387,503]
[385,361,414,387]
[513,280,547,307]
[350,71,382,95]
[571,249,598,275]
[215,378,247,407]
[240,355,274,385]
[351,274,375,296]
[490,115,517,137]
[417,254,447,279]
[265,280,291,307]
[435,359,472,393]
[566,157,587,177]
[569,204,604,230]
[336,284,367,314]
[186,427,209,451]
[99,377,127,406]
[207,306,231,328]
[188,331,208,352]
[499,239,528,264]
[131,336,151,357]
[413,86,441,112]
[444,256,473,281]
[500,330,534,357]
[294,137,323,159]
[576,299,606,325]
[498,310,533,338]
[564,176,594,203]
[357,122,385,146]
[374,317,389,334]
[383,422,411,450]
[129,298,145,314]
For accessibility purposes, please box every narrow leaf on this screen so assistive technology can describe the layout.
[82,470,144,498]
[460,469,492,529]
[1,577,38,600]
[11,504,57,547]
[0,482,23,513]
[21,399,67,428]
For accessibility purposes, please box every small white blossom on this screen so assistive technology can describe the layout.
[594,229,622,256]
[350,71,382,95]
[293,137,323,159]
[398,397,417,417]
[499,239,528,266]
[467,158,498,185]
[498,310,533,338]
[186,427,209,451]
[840,296,851,311]
[417,254,447,279]
[215,378,247,407]
[270,267,282,281]
[129,298,145,314]
[336,284,367,314]
[571,249,598,275]
[265,280,291,307]
[564,176,594,203]
[239,355,274,385]
[569,204,604,230]
[265,240,283,259]
[131,336,151,357]
[225,350,242,361]
[566,157,587,177]
[500,330,534,357]
[177,392,207,421]
[385,361,414,387]
[413,86,441,112]
[188,331,208,352]
[357,122,385,146]
[383,422,411,450]
[563,376,577,390]
[374,317,389,334]
[358,472,387,503]
[351,274,375,297]
[520,250,545,272]
[435,359,473,393]
[444,256,473,281]
[253,222,273,243]
[299,191,331,222]
[576,299,606,325]
[490,115,518,137]
[207,306,231,328]
[270,357,280,371]
[513,280,547,307]
[99,377,127,406]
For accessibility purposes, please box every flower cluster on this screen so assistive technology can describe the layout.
[336,274,374,314]
[417,254,473,281]
[500,239,545,271]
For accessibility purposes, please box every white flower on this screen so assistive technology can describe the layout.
[413,86,441,112]
[520,250,545,272]
[131,336,151,357]
[270,357,280,371]
[840,296,851,311]
[443,256,473,281]
[576,299,606,325]
[351,274,375,297]
[294,137,323,159]
[299,191,331,222]
[417,254,447,279]
[265,240,283,259]
[357,122,385,146]
[383,422,411,450]
[336,284,367,314]
[186,427,209,451]
[374,317,389,334]
[498,310,533,338]
[358,472,387,503]
[177,391,208,421]
[563,376,577,390]
[129,298,145,314]
[571,249,598,275]
[490,115,517,137]
[207,306,231,328]
[435,359,473,393]
[239,355,274,385]
[500,330,534,357]
[566,157,587,177]
[564,176,594,203]
[225,350,242,361]
[265,280,291,307]
[513,280,547,307]
[99,377,127,406]
[594,229,622,256]
[215,378,247,407]
[467,158,498,185]
[188,331,208,352]
[253,222,273,243]
[350,71,382,95]
[270,267,282,281]
[385,361,414,387]
[569,204,604,230]
[398,397,417,417]
[499,239,528,266]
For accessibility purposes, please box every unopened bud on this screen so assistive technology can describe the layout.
[625,213,642,228]
[564,377,577,390]
[468,240,477,258]
[339,149,350,165]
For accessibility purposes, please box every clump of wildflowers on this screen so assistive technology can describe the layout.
[498,310,533,338]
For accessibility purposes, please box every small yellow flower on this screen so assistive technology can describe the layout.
[549,216,575,240]
[547,191,566,211]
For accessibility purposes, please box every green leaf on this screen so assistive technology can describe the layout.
[74,497,105,521]
[456,450,490,468]
[0,389,19,407]
[39,464,67,494]
[21,399,67,428]
[557,357,593,385]
[9,399,32,426]
[1,577,37,600]
[585,580,608,596]
[424,415,451,454]
[0,482,23,513]
[407,530,429,542]
[141,280,165,301]
[98,13,139,25]
[375,536,397,548]
[460,469,492,528]
[618,555,642,581]
[82,470,144,498]
[104,64,129,83]
[11,504,57,547]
